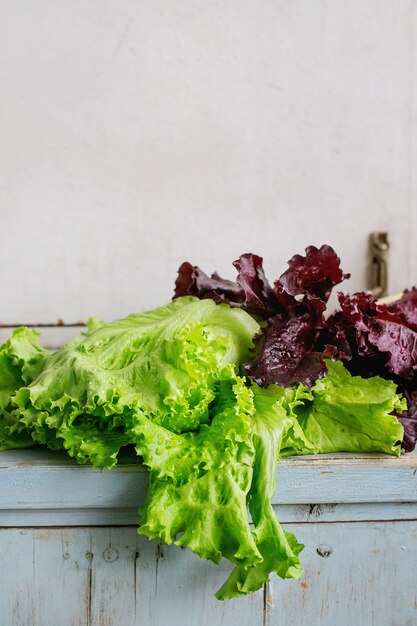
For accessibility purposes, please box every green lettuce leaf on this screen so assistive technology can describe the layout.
[136,378,305,599]
[215,384,304,599]
[137,377,261,566]
[287,360,405,456]
[0,327,48,449]
[9,297,259,467]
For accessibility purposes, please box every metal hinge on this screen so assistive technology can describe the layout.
[369,232,389,298]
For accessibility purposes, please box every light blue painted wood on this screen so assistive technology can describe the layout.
[0,528,90,626]
[0,448,416,517]
[0,528,264,626]
[0,450,416,624]
[150,541,264,626]
[1,523,416,626]
[1,501,417,527]
[89,528,157,626]
[266,522,417,626]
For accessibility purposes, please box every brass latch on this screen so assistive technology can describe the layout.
[369,232,389,298]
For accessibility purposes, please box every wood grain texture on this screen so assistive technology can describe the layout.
[0,528,90,626]
[2,501,417,528]
[0,528,264,626]
[0,523,416,626]
[89,528,157,626]
[0,449,416,526]
[266,522,417,626]
[1,446,416,624]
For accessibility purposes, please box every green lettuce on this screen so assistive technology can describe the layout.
[215,384,304,599]
[0,297,405,599]
[288,360,405,456]
[0,327,48,449]
[8,297,259,467]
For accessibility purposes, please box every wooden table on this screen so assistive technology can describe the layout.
[0,448,416,626]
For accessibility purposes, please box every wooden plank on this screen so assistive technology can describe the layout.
[89,529,261,626]
[152,541,264,626]
[273,501,417,524]
[0,528,90,626]
[1,522,416,625]
[0,507,141,527]
[0,449,416,517]
[2,501,417,528]
[0,527,264,625]
[274,451,417,504]
[89,528,157,626]
[0,449,149,510]
[0,528,36,626]
[267,521,417,626]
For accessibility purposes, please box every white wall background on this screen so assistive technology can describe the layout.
[0,0,416,324]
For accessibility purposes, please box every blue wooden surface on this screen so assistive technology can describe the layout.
[0,523,416,626]
[0,448,416,625]
[1,448,416,516]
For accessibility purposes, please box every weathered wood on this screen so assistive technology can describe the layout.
[0,528,90,626]
[0,450,416,624]
[0,522,416,626]
[151,537,264,626]
[2,501,417,528]
[266,521,417,626]
[89,528,157,626]
[0,528,264,626]
[0,449,416,522]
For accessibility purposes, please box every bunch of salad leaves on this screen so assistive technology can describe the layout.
[0,245,411,600]
[176,245,417,451]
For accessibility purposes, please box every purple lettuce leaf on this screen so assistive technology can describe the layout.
[244,304,332,388]
[380,288,417,332]
[232,254,280,317]
[175,254,282,317]
[175,246,348,388]
[245,246,347,388]
[277,245,349,301]
[366,318,417,380]
[324,291,417,450]
[393,384,417,452]
[327,292,417,380]
[174,262,243,305]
